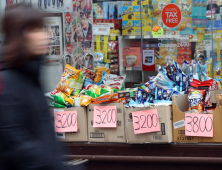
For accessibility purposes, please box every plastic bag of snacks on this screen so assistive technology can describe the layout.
[187,87,206,113]
[45,90,69,106]
[56,64,81,96]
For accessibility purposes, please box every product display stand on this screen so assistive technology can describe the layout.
[64,143,222,169]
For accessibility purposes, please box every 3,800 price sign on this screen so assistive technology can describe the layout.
[185,113,213,137]
[132,109,160,134]
[93,106,117,128]
[54,111,78,132]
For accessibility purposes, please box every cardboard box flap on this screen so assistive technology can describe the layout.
[199,95,222,143]
[172,95,199,143]
[210,90,222,103]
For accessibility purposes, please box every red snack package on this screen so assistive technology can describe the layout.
[187,87,206,113]
[108,41,118,53]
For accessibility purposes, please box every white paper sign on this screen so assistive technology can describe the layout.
[93,25,110,35]
[143,49,154,66]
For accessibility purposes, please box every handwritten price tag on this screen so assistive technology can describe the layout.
[93,106,117,128]
[185,113,213,137]
[132,109,160,134]
[54,111,78,132]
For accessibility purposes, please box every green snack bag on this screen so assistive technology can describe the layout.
[49,101,66,108]
[45,90,69,105]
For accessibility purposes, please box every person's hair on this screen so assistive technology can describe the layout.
[2,5,43,67]
[80,11,90,19]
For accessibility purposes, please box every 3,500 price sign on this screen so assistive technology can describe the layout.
[54,111,78,132]
[132,109,160,134]
[185,113,213,137]
[93,106,117,128]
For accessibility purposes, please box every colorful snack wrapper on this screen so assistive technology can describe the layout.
[136,88,143,103]
[56,64,81,96]
[140,92,148,104]
[155,87,163,100]
[146,94,154,103]
[144,81,155,94]
[100,84,114,95]
[166,64,174,81]
[45,90,68,106]
[162,89,174,101]
[80,95,93,106]
[49,101,67,108]
[96,93,119,103]
[187,87,206,113]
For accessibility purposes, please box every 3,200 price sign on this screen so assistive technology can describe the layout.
[185,113,213,137]
[54,111,78,132]
[132,109,160,134]
[93,106,117,128]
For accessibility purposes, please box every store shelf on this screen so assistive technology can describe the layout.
[122,35,157,39]
[64,143,222,170]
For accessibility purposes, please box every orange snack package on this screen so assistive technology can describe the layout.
[56,64,81,96]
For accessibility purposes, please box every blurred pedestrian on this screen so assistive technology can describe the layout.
[0,5,87,170]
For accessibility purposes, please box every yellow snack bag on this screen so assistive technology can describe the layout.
[56,64,81,96]
[80,95,93,106]
[94,71,103,84]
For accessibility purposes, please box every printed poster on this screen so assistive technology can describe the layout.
[32,0,73,12]
[44,16,63,64]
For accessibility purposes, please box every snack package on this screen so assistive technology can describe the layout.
[162,89,174,101]
[96,93,119,103]
[146,94,154,103]
[136,88,143,103]
[108,41,119,53]
[84,78,94,89]
[187,87,206,113]
[85,84,101,98]
[140,91,148,104]
[45,90,68,106]
[56,64,81,96]
[144,81,155,94]
[80,95,93,106]
[94,52,105,63]
[155,87,162,100]
[100,84,114,96]
[49,101,67,108]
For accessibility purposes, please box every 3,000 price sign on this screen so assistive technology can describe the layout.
[54,111,78,132]
[132,109,160,134]
[93,106,117,128]
[185,113,213,137]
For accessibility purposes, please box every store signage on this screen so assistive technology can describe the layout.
[93,106,117,128]
[132,109,160,134]
[66,44,72,54]
[65,13,71,22]
[185,113,213,137]
[161,4,182,28]
[54,111,78,132]
[142,49,155,71]
[93,25,110,35]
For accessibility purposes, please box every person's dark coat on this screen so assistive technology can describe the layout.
[0,53,86,170]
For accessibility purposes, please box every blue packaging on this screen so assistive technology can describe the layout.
[162,89,174,101]
[109,2,117,19]
[146,94,154,103]
[103,2,109,19]
[136,88,143,103]
[155,87,162,100]
[117,1,122,19]
[140,92,148,104]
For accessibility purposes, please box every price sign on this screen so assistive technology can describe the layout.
[54,111,78,132]
[132,109,160,134]
[185,113,213,137]
[93,106,117,128]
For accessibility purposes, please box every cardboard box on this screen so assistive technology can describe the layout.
[87,103,126,143]
[122,20,134,35]
[124,106,173,143]
[103,2,109,19]
[173,94,222,143]
[117,1,123,19]
[122,6,134,20]
[50,107,88,142]
[109,2,117,19]
[211,90,222,103]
